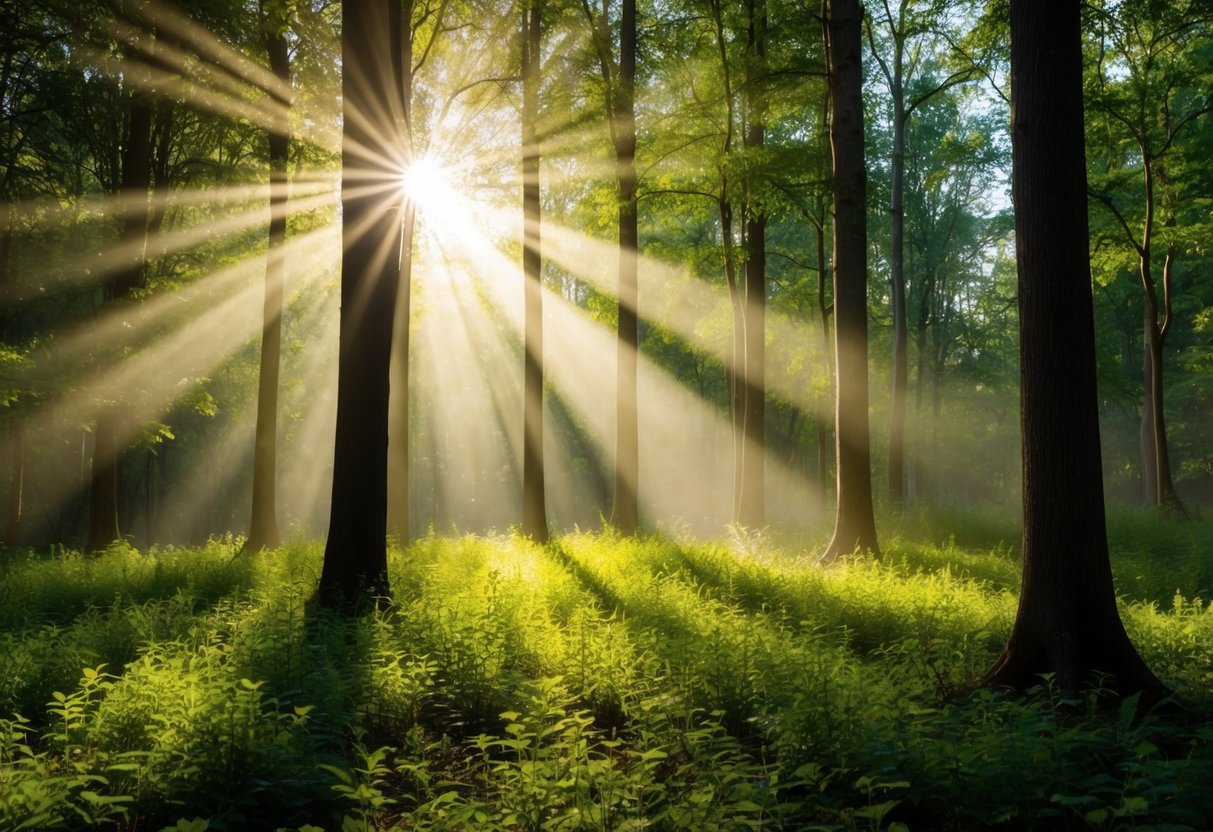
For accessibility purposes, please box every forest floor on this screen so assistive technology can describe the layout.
[2,509,1213,831]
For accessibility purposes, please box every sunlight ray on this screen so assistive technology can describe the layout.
[29,225,339,385]
[21,188,338,297]
[404,190,828,532]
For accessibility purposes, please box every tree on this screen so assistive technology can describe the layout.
[865,0,973,505]
[738,0,767,529]
[317,0,405,608]
[85,72,156,554]
[821,0,879,562]
[245,0,293,552]
[580,0,639,534]
[1085,0,1212,514]
[984,0,1166,701]
[521,0,549,542]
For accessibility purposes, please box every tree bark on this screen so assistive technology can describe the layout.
[319,0,404,609]
[821,0,880,562]
[985,0,1166,702]
[247,3,292,552]
[521,0,549,543]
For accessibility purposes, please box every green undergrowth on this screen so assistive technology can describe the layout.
[1,514,1212,830]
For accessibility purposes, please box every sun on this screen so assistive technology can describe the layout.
[400,156,458,214]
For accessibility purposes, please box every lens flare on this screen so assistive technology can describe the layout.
[401,157,460,216]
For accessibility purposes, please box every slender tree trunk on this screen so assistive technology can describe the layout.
[87,412,121,552]
[1139,306,1157,505]
[708,0,745,523]
[610,0,639,535]
[815,212,831,494]
[87,97,154,554]
[388,0,423,542]
[888,71,908,506]
[0,192,19,547]
[821,0,879,562]
[5,421,21,547]
[738,0,767,529]
[722,193,746,520]
[985,0,1165,702]
[815,90,833,496]
[521,0,549,543]
[247,7,291,552]
[319,0,404,609]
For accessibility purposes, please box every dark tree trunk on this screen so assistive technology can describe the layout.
[821,0,879,562]
[247,5,292,552]
[887,68,908,507]
[610,0,639,535]
[5,421,21,547]
[86,97,154,554]
[521,0,549,543]
[738,0,767,529]
[1139,305,1158,505]
[318,0,404,609]
[985,0,1166,702]
[0,193,19,547]
[87,411,121,552]
[815,91,833,496]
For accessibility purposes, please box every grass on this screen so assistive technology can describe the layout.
[1,512,1212,830]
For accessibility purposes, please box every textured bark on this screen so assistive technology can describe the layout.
[319,0,404,609]
[985,0,1166,702]
[821,0,879,562]
[521,0,549,543]
[247,6,291,553]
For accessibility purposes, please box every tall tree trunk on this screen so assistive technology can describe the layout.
[87,97,154,554]
[708,0,745,523]
[319,0,404,609]
[821,0,879,562]
[521,0,549,543]
[247,6,292,552]
[1139,306,1157,505]
[5,421,21,547]
[739,0,766,529]
[815,91,833,496]
[1137,191,1182,513]
[0,192,20,547]
[387,0,416,542]
[815,211,832,494]
[985,0,1165,702]
[887,61,908,506]
[610,0,639,535]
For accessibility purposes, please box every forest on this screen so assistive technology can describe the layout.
[2,0,1213,828]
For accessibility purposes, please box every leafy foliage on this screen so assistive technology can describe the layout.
[2,519,1213,829]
